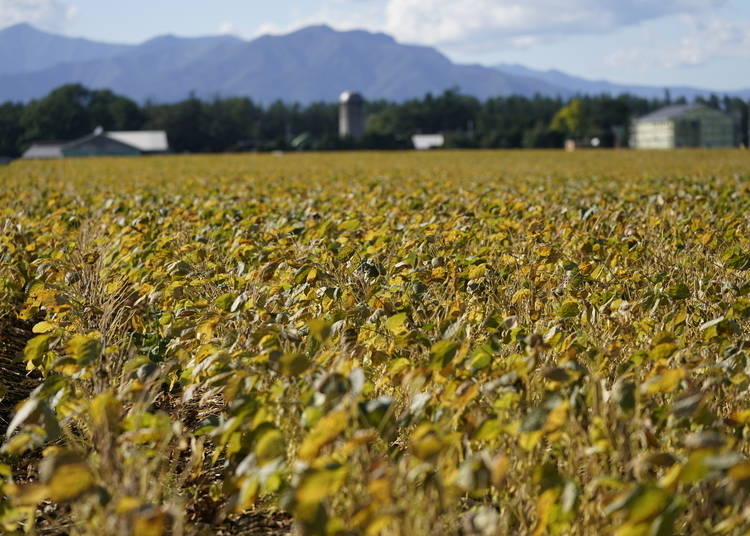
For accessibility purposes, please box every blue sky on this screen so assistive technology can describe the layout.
[2,0,749,90]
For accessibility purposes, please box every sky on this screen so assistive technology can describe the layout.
[2,0,749,90]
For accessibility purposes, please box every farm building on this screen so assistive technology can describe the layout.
[339,91,366,140]
[412,134,445,150]
[630,105,734,149]
[22,128,169,159]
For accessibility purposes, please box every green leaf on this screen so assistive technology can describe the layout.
[277,353,310,376]
[24,335,51,363]
[214,293,236,311]
[307,318,332,342]
[359,396,394,429]
[557,300,580,319]
[468,346,492,371]
[385,313,408,336]
[627,485,671,524]
[701,317,739,341]
[521,407,550,433]
[429,340,458,369]
[67,333,103,365]
[726,252,750,270]
[473,418,502,441]
[255,426,285,463]
[665,283,690,300]
[649,343,677,361]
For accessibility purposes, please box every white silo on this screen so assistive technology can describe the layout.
[339,91,366,140]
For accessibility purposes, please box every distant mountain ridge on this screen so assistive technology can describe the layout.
[0,23,130,76]
[0,24,563,103]
[492,63,750,101]
[0,23,748,104]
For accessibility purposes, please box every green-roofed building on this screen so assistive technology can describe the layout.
[630,104,735,149]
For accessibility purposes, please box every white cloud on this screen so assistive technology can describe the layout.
[251,0,731,58]
[383,0,727,49]
[218,22,240,36]
[0,0,77,32]
[607,15,750,70]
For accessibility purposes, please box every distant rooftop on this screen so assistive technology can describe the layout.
[634,104,703,123]
[22,130,169,159]
[22,141,65,159]
[412,134,445,150]
[106,131,169,152]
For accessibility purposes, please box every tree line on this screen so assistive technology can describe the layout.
[0,84,748,157]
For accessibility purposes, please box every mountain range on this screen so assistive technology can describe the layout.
[1,23,748,104]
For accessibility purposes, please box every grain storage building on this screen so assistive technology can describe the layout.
[630,104,734,149]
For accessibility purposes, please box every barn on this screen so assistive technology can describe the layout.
[630,105,734,149]
[22,128,169,159]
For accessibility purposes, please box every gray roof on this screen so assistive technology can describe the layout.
[21,129,170,159]
[634,104,704,123]
[22,142,65,159]
[64,131,142,152]
[106,131,169,152]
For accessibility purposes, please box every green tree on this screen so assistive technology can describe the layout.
[88,89,144,131]
[550,99,585,140]
[0,102,24,157]
[20,84,94,146]
[18,84,143,150]
[144,95,207,153]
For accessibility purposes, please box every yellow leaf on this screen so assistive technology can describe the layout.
[533,488,558,536]
[24,335,50,363]
[307,318,332,342]
[132,508,169,536]
[730,409,750,424]
[490,455,510,487]
[116,496,143,514]
[537,245,554,258]
[298,410,348,461]
[728,461,750,483]
[411,424,444,460]
[295,465,347,506]
[32,321,56,334]
[511,288,532,304]
[642,368,686,394]
[466,264,486,279]
[47,462,96,502]
[544,401,569,432]
[89,392,122,432]
[3,482,49,506]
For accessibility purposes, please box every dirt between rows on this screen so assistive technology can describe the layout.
[0,316,38,436]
